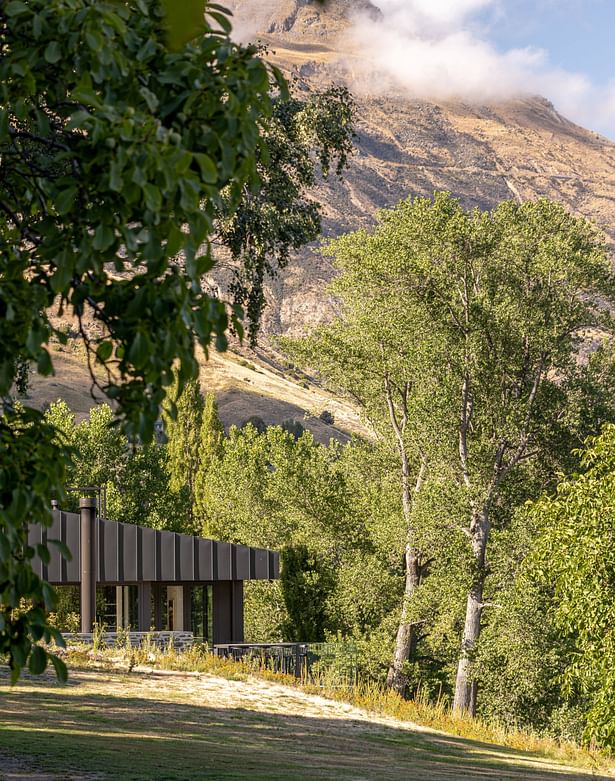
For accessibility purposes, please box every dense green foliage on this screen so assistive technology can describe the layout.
[281,193,615,738]
[528,426,615,748]
[0,0,355,679]
[0,0,273,679]
[45,401,180,529]
[48,382,614,749]
[218,85,355,340]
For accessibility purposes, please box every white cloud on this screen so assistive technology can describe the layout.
[347,0,615,137]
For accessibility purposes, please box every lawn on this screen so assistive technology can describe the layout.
[0,666,610,781]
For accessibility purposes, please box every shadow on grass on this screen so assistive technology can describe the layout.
[0,670,607,781]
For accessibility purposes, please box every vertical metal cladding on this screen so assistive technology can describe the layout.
[233,545,251,580]
[100,518,119,582]
[121,523,139,582]
[46,509,64,582]
[179,534,195,581]
[215,541,232,580]
[65,512,81,582]
[252,548,269,580]
[196,538,213,580]
[28,523,44,579]
[269,550,280,580]
[31,510,279,585]
[160,530,176,581]
[140,526,157,581]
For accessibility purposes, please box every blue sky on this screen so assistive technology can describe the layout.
[351,0,615,138]
[487,0,613,81]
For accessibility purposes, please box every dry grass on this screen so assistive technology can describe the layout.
[107,644,610,774]
[2,642,601,781]
[3,653,614,781]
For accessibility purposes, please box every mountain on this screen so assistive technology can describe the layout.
[225,0,615,338]
[29,0,615,436]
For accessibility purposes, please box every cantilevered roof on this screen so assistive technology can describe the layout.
[29,509,279,585]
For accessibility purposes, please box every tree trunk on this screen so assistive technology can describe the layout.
[387,543,421,696]
[453,507,490,715]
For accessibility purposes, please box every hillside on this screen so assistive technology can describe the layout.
[29,0,615,429]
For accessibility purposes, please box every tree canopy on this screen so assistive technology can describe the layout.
[0,0,354,680]
[282,192,615,711]
[529,425,615,749]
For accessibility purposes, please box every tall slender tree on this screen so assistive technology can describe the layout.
[164,378,204,533]
[283,193,615,710]
[194,391,225,534]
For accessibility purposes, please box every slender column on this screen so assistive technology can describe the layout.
[138,583,152,632]
[212,581,232,645]
[231,581,244,643]
[79,497,97,633]
[116,586,124,630]
[153,583,163,630]
[182,585,192,634]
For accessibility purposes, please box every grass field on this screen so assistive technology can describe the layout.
[0,665,612,781]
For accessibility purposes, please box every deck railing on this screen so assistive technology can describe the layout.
[213,641,358,686]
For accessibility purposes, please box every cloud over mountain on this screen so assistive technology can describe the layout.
[348,0,615,137]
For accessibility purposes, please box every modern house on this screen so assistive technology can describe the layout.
[29,497,279,645]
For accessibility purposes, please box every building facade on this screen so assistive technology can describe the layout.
[29,498,279,645]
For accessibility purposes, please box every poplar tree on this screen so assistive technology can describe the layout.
[164,379,204,533]
[283,193,615,710]
[194,392,225,534]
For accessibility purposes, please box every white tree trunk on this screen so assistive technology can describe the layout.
[387,544,421,695]
[453,507,490,715]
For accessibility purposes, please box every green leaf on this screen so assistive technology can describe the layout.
[5,1,29,16]
[36,543,50,566]
[96,341,113,362]
[93,224,115,251]
[47,538,72,561]
[44,41,62,64]
[37,349,53,376]
[194,153,217,184]
[28,646,47,675]
[161,0,207,51]
[143,183,162,212]
[127,331,149,369]
[55,186,78,215]
[85,30,102,52]
[166,224,184,257]
[206,9,232,34]
[49,653,68,683]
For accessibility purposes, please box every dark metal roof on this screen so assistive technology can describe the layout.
[29,509,279,585]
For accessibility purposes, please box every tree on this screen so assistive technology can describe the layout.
[163,378,205,533]
[44,401,181,529]
[200,424,384,641]
[280,545,335,642]
[0,0,278,678]
[1,0,355,678]
[528,425,615,750]
[282,193,615,710]
[193,391,224,532]
[216,85,356,340]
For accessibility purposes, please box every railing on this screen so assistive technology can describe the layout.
[213,641,358,686]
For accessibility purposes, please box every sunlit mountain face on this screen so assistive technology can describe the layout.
[219,1,615,338]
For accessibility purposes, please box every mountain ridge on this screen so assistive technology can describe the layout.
[223,0,615,337]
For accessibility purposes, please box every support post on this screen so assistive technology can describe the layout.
[182,585,192,634]
[138,583,152,632]
[212,581,232,645]
[79,497,97,633]
[231,581,244,643]
[153,583,163,630]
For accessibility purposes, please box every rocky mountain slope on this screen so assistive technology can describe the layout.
[226,0,615,337]
[29,0,615,435]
